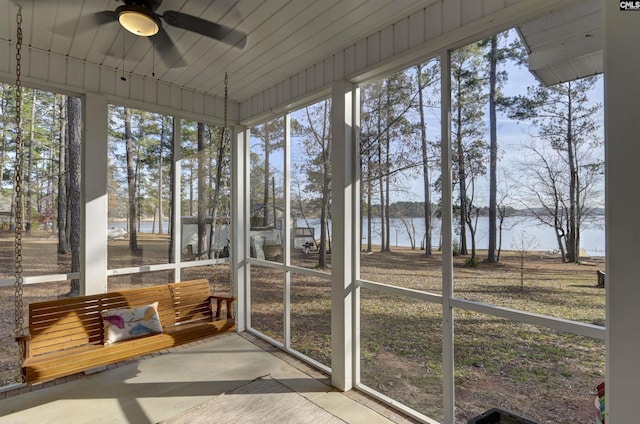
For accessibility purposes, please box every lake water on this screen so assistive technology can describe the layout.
[111,215,606,257]
[300,216,606,257]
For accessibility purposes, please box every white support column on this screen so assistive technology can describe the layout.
[283,114,292,348]
[330,80,356,391]
[603,2,640,423]
[440,50,455,424]
[351,86,361,386]
[173,118,182,281]
[232,125,249,332]
[82,93,108,295]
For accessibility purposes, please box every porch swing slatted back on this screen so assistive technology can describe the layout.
[17,279,235,384]
[27,285,175,356]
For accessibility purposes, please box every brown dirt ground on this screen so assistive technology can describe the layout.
[0,231,605,423]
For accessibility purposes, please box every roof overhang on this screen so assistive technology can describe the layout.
[517,0,602,86]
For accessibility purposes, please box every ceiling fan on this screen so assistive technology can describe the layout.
[92,0,247,67]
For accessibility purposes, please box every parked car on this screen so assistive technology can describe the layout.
[107,226,128,240]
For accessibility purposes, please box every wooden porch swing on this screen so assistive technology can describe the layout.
[11,8,235,386]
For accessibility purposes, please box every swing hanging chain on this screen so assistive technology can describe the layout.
[14,6,26,381]
[222,73,234,300]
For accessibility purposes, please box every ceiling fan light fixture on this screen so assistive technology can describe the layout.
[117,6,160,37]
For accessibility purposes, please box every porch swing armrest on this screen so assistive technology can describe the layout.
[15,333,31,361]
[209,296,237,320]
[15,333,31,343]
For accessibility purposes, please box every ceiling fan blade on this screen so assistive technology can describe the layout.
[161,10,247,49]
[45,10,116,38]
[151,27,187,68]
[91,10,118,26]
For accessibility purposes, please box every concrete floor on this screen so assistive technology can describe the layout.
[0,333,415,424]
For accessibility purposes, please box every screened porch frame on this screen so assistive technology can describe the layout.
[0,1,636,422]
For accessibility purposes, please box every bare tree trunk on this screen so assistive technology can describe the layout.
[67,96,81,295]
[65,124,71,245]
[136,159,142,233]
[318,105,331,268]
[384,133,391,252]
[375,89,386,252]
[48,95,58,235]
[271,177,277,227]
[263,127,271,227]
[125,107,140,254]
[168,119,176,263]
[9,87,22,232]
[455,82,468,256]
[366,170,373,253]
[468,215,477,259]
[208,126,228,259]
[566,85,578,263]
[0,87,7,197]
[487,35,498,263]
[383,87,393,253]
[377,138,386,252]
[401,217,416,249]
[300,101,332,268]
[151,206,157,234]
[187,162,193,216]
[457,147,468,255]
[464,177,479,261]
[575,166,582,259]
[556,228,567,261]
[197,122,207,258]
[57,96,68,253]
[26,90,36,234]
[416,64,432,255]
[9,187,16,231]
[497,205,505,261]
[157,117,165,234]
[0,90,10,231]
[555,203,567,262]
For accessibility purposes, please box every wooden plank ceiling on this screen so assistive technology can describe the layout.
[0,0,433,103]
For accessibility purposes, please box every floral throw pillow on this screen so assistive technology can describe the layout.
[102,302,163,345]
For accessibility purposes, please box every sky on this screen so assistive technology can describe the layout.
[397,36,604,207]
[250,29,605,211]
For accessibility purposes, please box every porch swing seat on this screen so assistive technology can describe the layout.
[16,279,235,385]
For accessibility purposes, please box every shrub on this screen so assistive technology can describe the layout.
[465,256,479,267]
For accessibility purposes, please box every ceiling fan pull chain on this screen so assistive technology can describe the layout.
[152,39,155,77]
[224,73,228,131]
[121,30,127,81]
